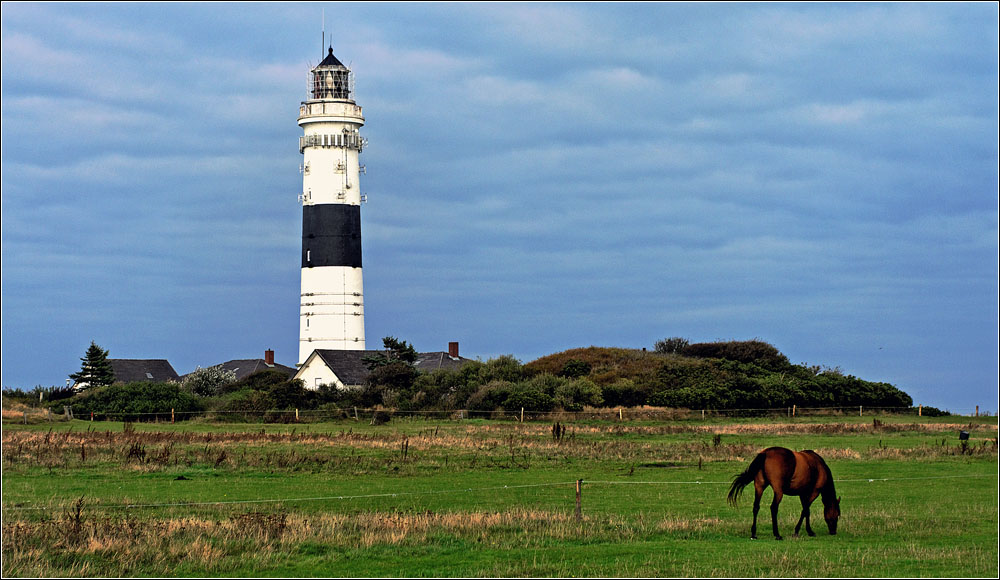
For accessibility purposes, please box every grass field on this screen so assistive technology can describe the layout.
[2,413,997,577]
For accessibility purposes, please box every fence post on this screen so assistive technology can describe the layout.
[792,404,796,417]
[918,405,922,417]
[701,409,705,420]
[575,479,583,522]
[23,411,26,424]
[860,405,863,417]
[619,408,623,421]
[976,405,979,417]
[520,407,524,423]
[354,407,358,421]
[296,408,299,422]
[171,408,175,424]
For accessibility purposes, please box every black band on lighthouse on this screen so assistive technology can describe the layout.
[302,204,362,268]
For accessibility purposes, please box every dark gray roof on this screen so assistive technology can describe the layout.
[413,352,474,372]
[314,350,371,386]
[310,350,474,386]
[317,47,346,68]
[213,359,296,381]
[109,359,179,383]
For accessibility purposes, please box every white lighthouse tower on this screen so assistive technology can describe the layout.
[297,46,367,365]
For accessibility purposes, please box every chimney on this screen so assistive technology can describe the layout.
[448,342,459,358]
[264,349,275,366]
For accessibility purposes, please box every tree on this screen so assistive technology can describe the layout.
[69,341,115,390]
[363,336,418,370]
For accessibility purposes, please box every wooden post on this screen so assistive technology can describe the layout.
[701,409,705,420]
[918,405,922,417]
[354,407,358,421]
[23,411,27,424]
[575,479,583,522]
[171,408,175,424]
[860,405,863,417]
[792,404,796,417]
[296,408,300,422]
[619,408,623,421]
[975,405,979,417]
[520,407,524,423]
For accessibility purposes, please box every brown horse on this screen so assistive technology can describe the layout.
[727,447,840,540]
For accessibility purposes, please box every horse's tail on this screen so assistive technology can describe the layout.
[728,451,766,507]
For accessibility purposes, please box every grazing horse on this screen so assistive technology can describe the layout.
[727,447,840,540]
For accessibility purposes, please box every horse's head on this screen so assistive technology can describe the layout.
[824,496,841,535]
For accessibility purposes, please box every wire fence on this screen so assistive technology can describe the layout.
[10,403,989,425]
[3,473,994,513]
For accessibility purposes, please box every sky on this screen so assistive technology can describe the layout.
[1,2,997,413]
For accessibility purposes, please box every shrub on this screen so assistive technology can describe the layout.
[466,381,514,412]
[915,405,950,417]
[65,382,202,420]
[681,339,790,370]
[480,355,527,384]
[365,361,418,393]
[554,378,603,411]
[500,385,555,414]
[601,378,650,407]
[2,385,76,407]
[183,365,237,396]
[520,373,568,396]
[654,337,689,354]
[559,359,592,379]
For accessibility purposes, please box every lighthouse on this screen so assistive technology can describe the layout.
[297,46,367,365]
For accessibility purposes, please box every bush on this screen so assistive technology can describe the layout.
[466,381,514,412]
[681,339,790,370]
[65,382,202,420]
[915,405,950,417]
[559,359,592,379]
[601,378,650,407]
[2,385,76,407]
[554,378,603,411]
[654,337,689,354]
[183,365,237,397]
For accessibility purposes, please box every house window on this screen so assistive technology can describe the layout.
[145,372,153,379]
[315,378,322,387]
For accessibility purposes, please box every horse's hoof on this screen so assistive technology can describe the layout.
[775,536,784,541]
[807,531,816,537]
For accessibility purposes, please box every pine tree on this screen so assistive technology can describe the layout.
[69,341,115,390]
[362,336,418,370]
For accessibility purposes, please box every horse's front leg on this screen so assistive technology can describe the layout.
[794,493,818,537]
[770,491,784,540]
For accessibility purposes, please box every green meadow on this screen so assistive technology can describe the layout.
[2,414,997,577]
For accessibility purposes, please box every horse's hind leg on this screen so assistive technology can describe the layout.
[750,485,764,539]
[770,490,784,540]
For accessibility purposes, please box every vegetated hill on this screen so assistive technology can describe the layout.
[525,341,913,410]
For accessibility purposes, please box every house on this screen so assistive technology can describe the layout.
[205,350,296,381]
[108,359,180,383]
[294,342,473,389]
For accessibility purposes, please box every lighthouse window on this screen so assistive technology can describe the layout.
[306,249,311,262]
